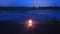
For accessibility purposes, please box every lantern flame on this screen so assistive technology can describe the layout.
[26,19,36,30]
[28,20,33,27]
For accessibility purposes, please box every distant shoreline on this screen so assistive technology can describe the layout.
[0,7,60,10]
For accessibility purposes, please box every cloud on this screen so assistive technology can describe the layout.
[0,0,58,7]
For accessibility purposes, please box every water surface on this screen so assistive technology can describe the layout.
[0,10,60,23]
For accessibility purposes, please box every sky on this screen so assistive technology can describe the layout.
[0,0,60,7]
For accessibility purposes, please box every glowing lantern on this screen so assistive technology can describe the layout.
[28,20,33,27]
[26,19,36,30]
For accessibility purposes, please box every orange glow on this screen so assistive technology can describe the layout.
[26,19,36,30]
[28,20,33,27]
[29,20,32,24]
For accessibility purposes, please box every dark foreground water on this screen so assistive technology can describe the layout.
[0,10,60,34]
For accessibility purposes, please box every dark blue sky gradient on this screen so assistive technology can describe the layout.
[0,0,59,7]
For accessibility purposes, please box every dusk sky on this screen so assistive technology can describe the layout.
[0,0,60,7]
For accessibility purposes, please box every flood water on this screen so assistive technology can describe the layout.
[0,10,59,22]
[0,10,60,34]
